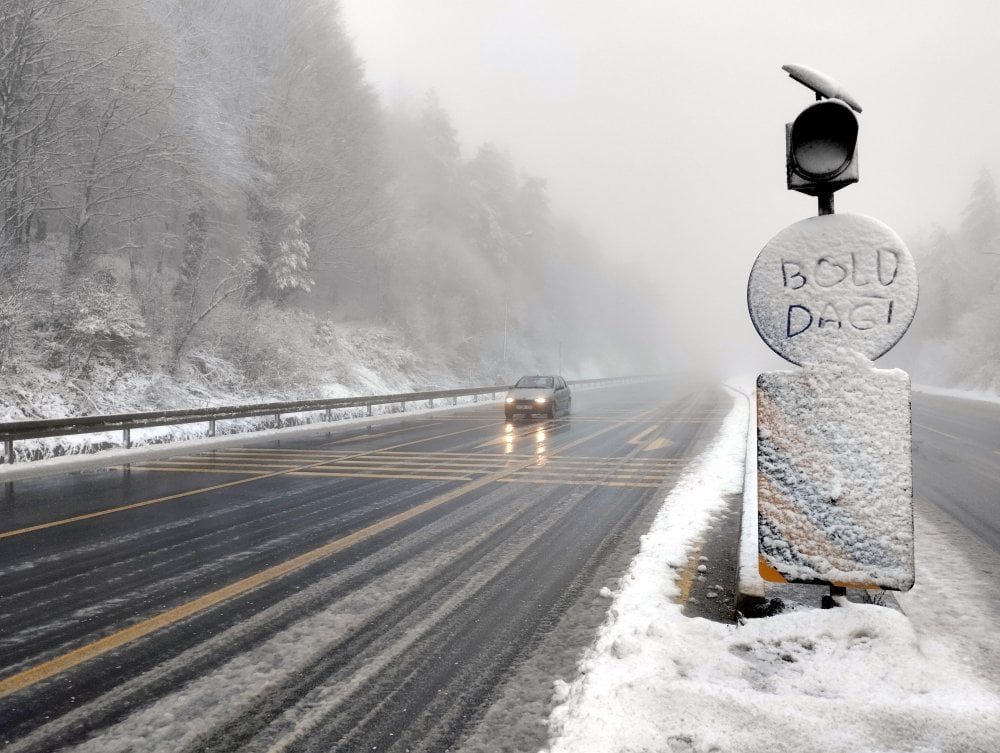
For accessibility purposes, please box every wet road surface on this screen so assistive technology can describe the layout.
[0,377,731,753]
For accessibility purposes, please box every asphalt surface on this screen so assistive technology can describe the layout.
[0,377,731,753]
[911,391,1000,554]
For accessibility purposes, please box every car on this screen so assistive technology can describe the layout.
[504,375,571,420]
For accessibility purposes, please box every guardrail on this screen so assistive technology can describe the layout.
[0,377,638,464]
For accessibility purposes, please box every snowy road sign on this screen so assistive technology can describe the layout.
[756,365,915,590]
[747,214,918,367]
[748,66,917,599]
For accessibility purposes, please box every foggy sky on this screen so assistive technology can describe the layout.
[339,0,1000,377]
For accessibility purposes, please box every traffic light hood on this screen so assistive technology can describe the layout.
[786,98,859,197]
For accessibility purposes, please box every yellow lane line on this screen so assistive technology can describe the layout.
[474,426,560,450]
[213,448,516,461]
[315,457,510,468]
[627,426,658,445]
[527,457,684,467]
[643,437,673,452]
[140,455,683,472]
[0,404,662,697]
[0,421,499,541]
[288,472,472,481]
[215,447,684,462]
[500,478,660,488]
[675,545,704,603]
[139,459,511,473]
[144,458,507,472]
[514,469,669,480]
[202,453,514,469]
[0,460,521,699]
[139,461,304,470]
[136,467,670,484]
[126,467,265,476]
[129,467,474,482]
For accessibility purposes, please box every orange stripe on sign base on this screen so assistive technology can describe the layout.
[758,556,789,583]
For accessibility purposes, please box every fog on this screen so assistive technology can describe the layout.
[3,1,999,423]
[341,0,1000,381]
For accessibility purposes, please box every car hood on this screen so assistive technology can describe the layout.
[507,388,555,399]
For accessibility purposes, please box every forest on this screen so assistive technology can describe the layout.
[0,0,659,422]
[902,167,1000,393]
[2,0,998,427]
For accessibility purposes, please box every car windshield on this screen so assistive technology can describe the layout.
[515,376,554,389]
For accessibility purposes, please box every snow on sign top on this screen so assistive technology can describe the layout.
[782,63,863,113]
[747,214,918,367]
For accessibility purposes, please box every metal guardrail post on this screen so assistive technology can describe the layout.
[209,419,216,437]
[453,396,458,406]
[123,428,131,449]
[325,408,332,422]
[275,413,281,428]
[399,400,406,412]
[428,398,434,408]
[4,440,13,464]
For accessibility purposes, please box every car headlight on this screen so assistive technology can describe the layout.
[534,397,548,404]
[506,397,514,403]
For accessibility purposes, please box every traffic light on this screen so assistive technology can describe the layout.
[781,64,863,210]
[786,98,859,197]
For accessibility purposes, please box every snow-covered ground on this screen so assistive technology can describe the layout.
[544,377,1000,753]
[913,382,1000,405]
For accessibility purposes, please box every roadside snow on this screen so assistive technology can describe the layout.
[913,383,1000,406]
[544,377,1000,753]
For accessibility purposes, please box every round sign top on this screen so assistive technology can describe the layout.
[747,214,917,366]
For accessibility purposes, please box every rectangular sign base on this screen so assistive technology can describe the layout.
[756,367,914,591]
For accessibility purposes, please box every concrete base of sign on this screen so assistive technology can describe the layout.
[756,361,914,591]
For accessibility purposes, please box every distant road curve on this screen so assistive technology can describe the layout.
[911,391,1000,554]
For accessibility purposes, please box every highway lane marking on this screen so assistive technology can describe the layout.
[0,403,666,698]
[134,453,684,472]
[138,448,687,469]
[194,452,512,465]
[675,544,704,603]
[133,455,681,484]
[0,421,502,541]
[912,422,1000,481]
[128,467,474,482]
[627,426,657,445]
[136,445,686,485]
[191,453,517,468]
[288,471,473,481]
[131,466,668,486]
[0,465,514,699]
[501,478,660,488]
[912,422,965,443]
[643,437,673,452]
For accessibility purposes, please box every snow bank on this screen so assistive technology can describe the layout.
[544,378,1000,753]
[913,383,1000,405]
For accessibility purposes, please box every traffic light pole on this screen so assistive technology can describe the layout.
[818,192,834,215]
